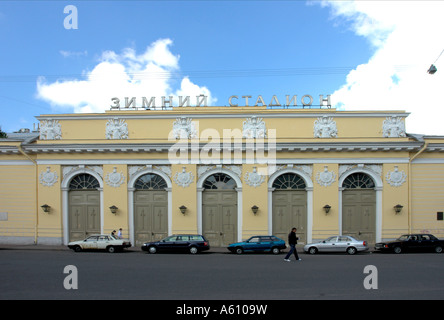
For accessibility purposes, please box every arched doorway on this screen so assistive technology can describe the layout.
[271,173,308,244]
[202,173,238,247]
[342,172,376,244]
[68,174,101,242]
[133,173,168,246]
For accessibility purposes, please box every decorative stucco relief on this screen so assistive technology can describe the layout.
[385,166,407,187]
[105,167,125,187]
[106,118,128,140]
[39,166,58,187]
[172,117,197,139]
[39,120,62,140]
[314,116,337,138]
[174,167,194,188]
[242,116,267,138]
[244,166,265,187]
[382,116,406,138]
[315,166,336,187]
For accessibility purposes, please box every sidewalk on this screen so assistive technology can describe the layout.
[0,244,232,253]
[0,244,297,253]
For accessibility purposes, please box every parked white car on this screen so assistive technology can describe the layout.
[303,235,369,255]
[68,234,132,253]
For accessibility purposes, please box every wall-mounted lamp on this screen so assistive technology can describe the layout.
[251,205,259,215]
[323,204,331,214]
[179,205,187,215]
[109,205,118,214]
[41,204,51,213]
[394,204,403,214]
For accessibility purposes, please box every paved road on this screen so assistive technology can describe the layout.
[1,246,443,301]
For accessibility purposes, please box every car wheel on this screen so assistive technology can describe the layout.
[73,245,82,252]
[346,247,357,255]
[393,246,402,254]
[189,246,198,254]
[271,247,280,255]
[308,247,317,254]
[235,247,243,254]
[107,246,116,253]
[148,246,157,254]
[435,246,443,253]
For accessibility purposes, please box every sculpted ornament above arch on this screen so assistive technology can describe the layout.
[315,165,336,187]
[105,167,125,188]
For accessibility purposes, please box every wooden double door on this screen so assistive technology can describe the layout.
[272,190,307,244]
[69,190,100,242]
[202,190,237,247]
[134,190,168,246]
[342,189,376,244]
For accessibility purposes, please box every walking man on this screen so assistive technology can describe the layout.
[284,227,301,262]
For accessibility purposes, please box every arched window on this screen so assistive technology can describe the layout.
[135,173,167,190]
[69,174,100,190]
[342,172,375,189]
[203,173,236,190]
[272,173,306,189]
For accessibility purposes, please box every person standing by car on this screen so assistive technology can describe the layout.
[117,228,123,239]
[284,227,301,262]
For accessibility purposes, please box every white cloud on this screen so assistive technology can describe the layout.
[37,38,215,113]
[320,1,444,135]
[59,50,88,58]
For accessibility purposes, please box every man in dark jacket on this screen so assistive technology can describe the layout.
[284,227,301,262]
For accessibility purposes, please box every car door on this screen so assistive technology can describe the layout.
[244,237,261,252]
[158,235,177,251]
[82,236,98,249]
[260,237,272,251]
[97,235,110,250]
[418,234,433,251]
[335,236,351,252]
[407,235,421,251]
[174,235,190,251]
[318,236,338,252]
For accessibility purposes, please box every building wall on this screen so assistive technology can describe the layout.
[2,108,444,245]
[411,163,444,237]
[0,163,36,244]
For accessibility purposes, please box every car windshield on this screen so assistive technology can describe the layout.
[109,235,118,240]
[397,235,410,241]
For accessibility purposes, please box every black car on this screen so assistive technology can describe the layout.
[141,234,210,254]
[375,234,444,254]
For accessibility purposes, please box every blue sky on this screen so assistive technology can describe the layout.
[1,1,444,135]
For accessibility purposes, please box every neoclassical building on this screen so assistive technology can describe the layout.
[1,106,444,246]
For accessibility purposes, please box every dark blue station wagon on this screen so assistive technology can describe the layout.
[142,234,210,254]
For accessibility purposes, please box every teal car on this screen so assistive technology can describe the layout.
[227,235,286,254]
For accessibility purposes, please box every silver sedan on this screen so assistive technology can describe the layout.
[303,236,369,255]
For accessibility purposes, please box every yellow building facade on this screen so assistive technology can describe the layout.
[1,106,444,246]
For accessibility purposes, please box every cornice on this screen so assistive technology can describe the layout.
[3,141,422,154]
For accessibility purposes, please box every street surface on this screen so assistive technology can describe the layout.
[1,246,443,301]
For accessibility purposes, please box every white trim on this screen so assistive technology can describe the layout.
[127,168,173,246]
[196,168,243,242]
[338,168,383,243]
[0,160,35,166]
[61,168,104,245]
[267,168,314,244]
[35,157,411,166]
[411,158,444,164]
